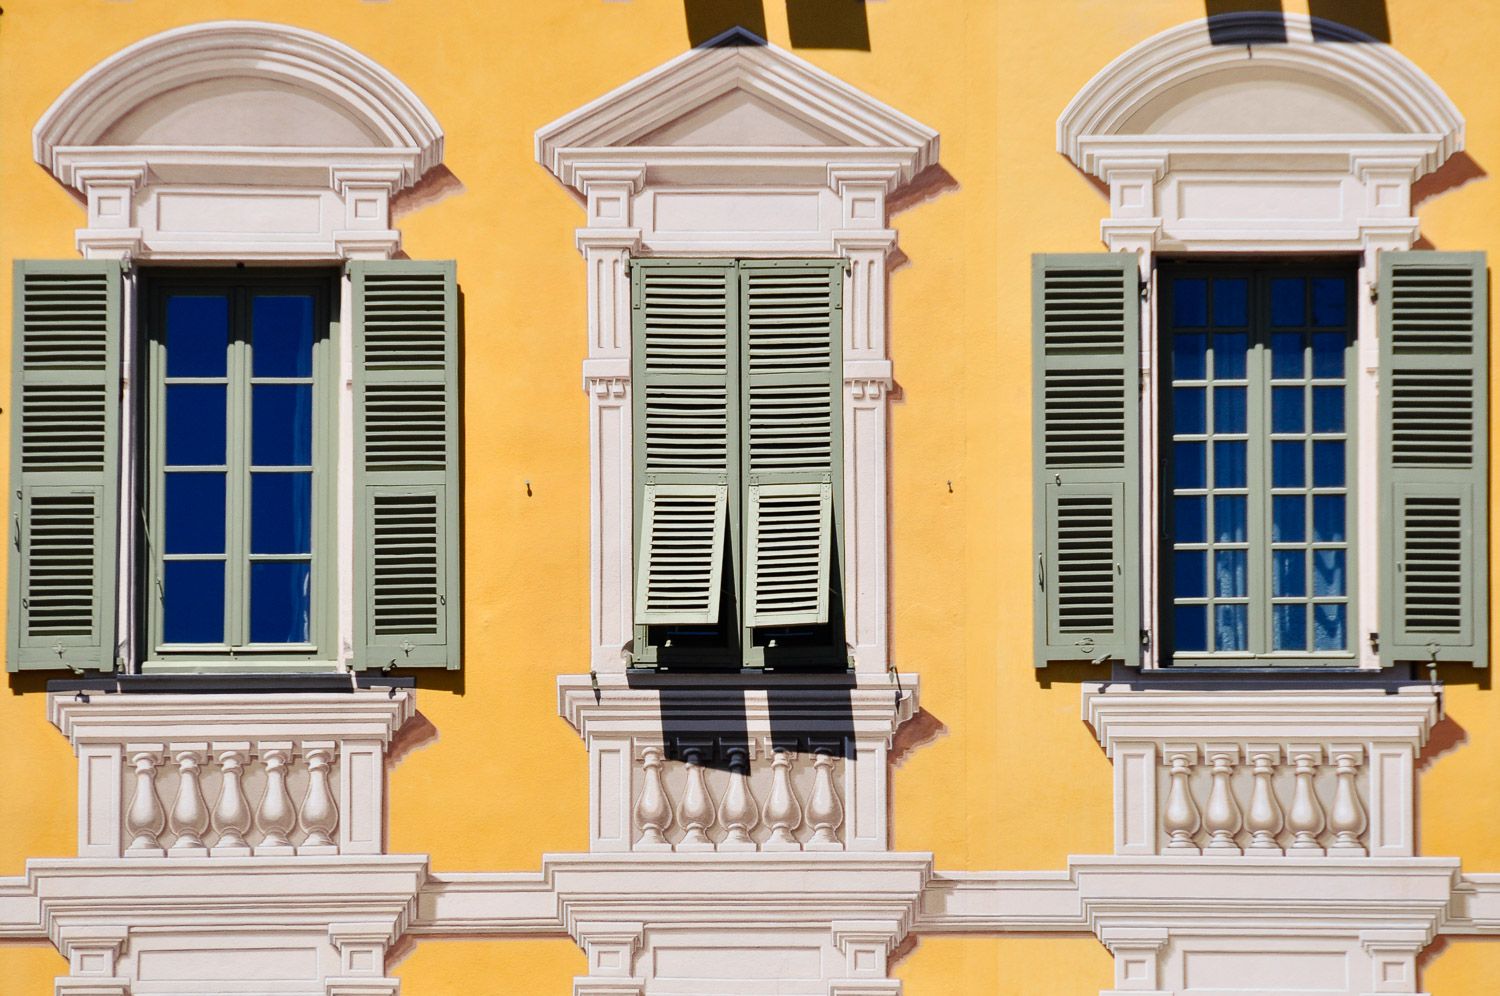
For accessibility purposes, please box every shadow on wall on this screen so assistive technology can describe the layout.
[684,0,871,50]
[1203,0,1392,43]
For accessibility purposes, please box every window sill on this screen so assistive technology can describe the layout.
[139,659,344,676]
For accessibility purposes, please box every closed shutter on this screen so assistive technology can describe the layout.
[1378,251,1488,666]
[1032,254,1140,665]
[7,260,122,672]
[632,260,738,629]
[739,260,841,628]
[351,260,461,670]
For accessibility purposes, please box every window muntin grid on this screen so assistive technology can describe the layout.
[1162,267,1356,663]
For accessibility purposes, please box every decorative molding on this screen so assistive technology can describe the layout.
[34,20,444,260]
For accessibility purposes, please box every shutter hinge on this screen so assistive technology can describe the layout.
[1140,629,1151,650]
[1369,631,1380,654]
[1139,280,1150,301]
[1369,282,1379,303]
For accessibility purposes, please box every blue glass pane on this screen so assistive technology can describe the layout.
[1273,495,1306,542]
[1312,386,1344,432]
[1214,440,1247,488]
[1172,278,1208,327]
[163,561,224,644]
[1174,550,1207,599]
[1174,604,1208,653]
[1273,550,1306,597]
[1174,442,1206,488]
[1174,496,1206,543]
[1314,603,1347,651]
[251,472,312,554]
[1212,278,1248,327]
[1215,549,1247,597]
[164,473,225,554]
[165,384,226,465]
[1213,333,1247,379]
[1273,603,1308,651]
[1172,334,1207,380]
[1215,604,1248,651]
[1213,386,1246,433]
[252,295,315,377]
[1311,332,1345,379]
[250,561,310,644]
[252,384,313,466]
[1173,387,1206,434]
[1311,278,1347,327]
[1271,332,1304,379]
[1272,386,1305,433]
[1271,278,1306,327]
[1312,440,1345,487]
[1214,496,1247,543]
[1313,549,1347,596]
[1273,441,1305,488]
[165,295,229,378]
[1313,495,1346,543]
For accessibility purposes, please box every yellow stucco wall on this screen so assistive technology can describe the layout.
[1,2,1498,993]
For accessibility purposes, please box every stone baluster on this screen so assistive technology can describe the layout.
[1286,744,1326,855]
[167,746,210,855]
[1161,747,1200,853]
[1202,745,1242,853]
[634,744,674,851]
[256,743,298,855]
[124,747,166,856]
[675,744,718,851]
[805,748,846,851]
[1244,745,1284,853]
[298,742,340,854]
[761,747,804,851]
[716,745,759,852]
[211,743,253,857]
[1327,745,1368,856]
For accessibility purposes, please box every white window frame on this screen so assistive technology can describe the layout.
[32,20,447,672]
[1057,13,1466,669]
[535,30,940,677]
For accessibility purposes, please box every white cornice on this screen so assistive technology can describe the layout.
[1058,13,1463,180]
[34,21,443,188]
[535,30,938,192]
[1081,684,1439,756]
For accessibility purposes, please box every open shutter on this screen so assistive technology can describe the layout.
[1032,254,1140,665]
[351,261,461,670]
[7,260,121,672]
[740,260,841,628]
[633,260,737,628]
[1379,251,1488,666]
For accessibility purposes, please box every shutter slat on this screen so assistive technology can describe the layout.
[1032,254,1139,665]
[8,260,121,672]
[1379,251,1488,666]
[352,261,461,670]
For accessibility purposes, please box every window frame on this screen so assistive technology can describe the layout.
[1156,260,1360,668]
[139,269,340,671]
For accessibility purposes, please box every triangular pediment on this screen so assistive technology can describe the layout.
[633,88,845,148]
[537,30,938,185]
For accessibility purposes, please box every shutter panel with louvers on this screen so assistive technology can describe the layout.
[8,260,121,672]
[1032,254,1140,665]
[1378,251,1488,666]
[632,259,737,634]
[739,260,841,629]
[351,260,461,670]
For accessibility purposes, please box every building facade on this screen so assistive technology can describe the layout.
[2,2,1500,993]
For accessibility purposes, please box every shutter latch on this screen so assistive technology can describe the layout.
[590,669,601,704]
[400,640,415,657]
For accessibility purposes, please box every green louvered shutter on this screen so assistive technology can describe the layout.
[1378,251,1488,666]
[8,260,121,672]
[1032,254,1140,665]
[351,261,461,670]
[739,260,842,629]
[632,260,737,638]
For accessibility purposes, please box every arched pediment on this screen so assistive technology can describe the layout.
[1059,13,1463,177]
[35,20,443,186]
